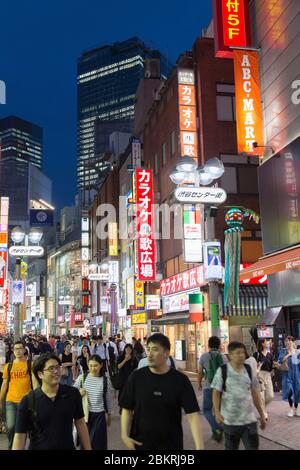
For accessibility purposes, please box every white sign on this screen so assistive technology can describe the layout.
[65,312,71,322]
[175,187,227,205]
[83,319,90,327]
[178,69,195,85]
[109,260,119,284]
[162,289,199,314]
[145,295,161,310]
[12,280,24,304]
[81,248,89,261]
[132,139,142,167]
[203,242,223,281]
[9,246,44,257]
[59,300,71,305]
[175,340,185,361]
[88,273,110,281]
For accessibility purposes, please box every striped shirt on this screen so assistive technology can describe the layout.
[73,374,113,414]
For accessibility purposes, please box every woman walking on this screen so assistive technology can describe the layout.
[275,336,300,417]
[59,342,76,385]
[77,345,91,375]
[74,355,112,450]
[253,339,274,420]
[117,344,138,409]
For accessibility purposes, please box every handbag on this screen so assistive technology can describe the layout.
[108,365,123,390]
[81,375,89,423]
[61,366,69,377]
[276,362,289,372]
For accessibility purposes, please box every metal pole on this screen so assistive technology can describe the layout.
[14,258,22,341]
[205,206,221,339]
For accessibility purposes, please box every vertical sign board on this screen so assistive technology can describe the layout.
[203,242,223,281]
[136,169,156,281]
[134,280,145,310]
[108,222,118,256]
[213,0,252,58]
[178,69,198,160]
[233,50,264,156]
[183,205,203,263]
[132,138,142,168]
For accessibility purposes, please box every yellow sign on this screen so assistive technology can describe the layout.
[135,280,144,309]
[131,313,147,325]
[108,222,118,256]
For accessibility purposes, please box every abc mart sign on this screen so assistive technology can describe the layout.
[9,246,44,257]
[174,187,227,205]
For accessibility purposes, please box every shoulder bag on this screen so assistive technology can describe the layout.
[81,373,89,423]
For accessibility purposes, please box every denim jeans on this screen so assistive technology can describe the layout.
[203,388,222,433]
[6,401,19,450]
[223,422,259,450]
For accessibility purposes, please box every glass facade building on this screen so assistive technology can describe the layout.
[0,115,43,169]
[77,36,172,193]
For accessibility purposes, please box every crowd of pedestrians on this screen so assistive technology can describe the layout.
[0,330,300,451]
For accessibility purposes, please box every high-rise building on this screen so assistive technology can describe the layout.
[77,36,172,196]
[0,115,43,169]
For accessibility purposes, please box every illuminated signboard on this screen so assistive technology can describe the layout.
[136,169,156,281]
[108,222,118,256]
[131,313,147,325]
[160,266,204,297]
[213,0,252,58]
[183,205,203,263]
[233,50,264,156]
[135,280,144,309]
[178,69,198,159]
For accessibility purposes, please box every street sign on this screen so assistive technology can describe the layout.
[174,187,227,205]
[88,273,110,281]
[9,246,44,257]
[58,300,71,305]
[65,312,71,322]
[30,209,54,227]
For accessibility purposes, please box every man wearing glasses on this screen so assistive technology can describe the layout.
[0,341,35,449]
[12,353,91,450]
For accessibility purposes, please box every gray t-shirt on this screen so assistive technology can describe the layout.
[199,350,228,389]
[211,363,259,426]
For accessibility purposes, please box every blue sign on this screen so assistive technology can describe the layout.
[30,209,54,227]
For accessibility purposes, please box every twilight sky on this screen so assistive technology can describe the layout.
[0,0,212,210]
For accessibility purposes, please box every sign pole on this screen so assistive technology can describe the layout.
[14,258,22,340]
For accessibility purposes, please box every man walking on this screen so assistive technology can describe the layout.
[12,353,92,450]
[0,341,35,449]
[212,341,267,450]
[198,336,226,442]
[120,333,204,450]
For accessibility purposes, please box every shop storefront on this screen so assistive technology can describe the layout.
[131,312,147,340]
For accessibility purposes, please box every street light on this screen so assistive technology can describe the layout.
[11,226,25,244]
[28,228,43,244]
[169,156,225,339]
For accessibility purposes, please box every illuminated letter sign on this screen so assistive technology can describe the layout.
[178,69,198,160]
[213,0,252,58]
[233,50,264,156]
[135,169,156,281]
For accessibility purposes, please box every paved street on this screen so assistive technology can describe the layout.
[0,386,297,451]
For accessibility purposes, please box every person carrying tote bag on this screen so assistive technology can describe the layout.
[73,355,112,450]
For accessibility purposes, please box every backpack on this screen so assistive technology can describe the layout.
[7,359,33,390]
[205,352,224,384]
[221,363,252,392]
[107,344,116,364]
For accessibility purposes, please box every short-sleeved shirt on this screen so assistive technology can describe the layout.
[211,363,259,426]
[199,350,228,389]
[120,367,200,450]
[15,384,84,450]
[3,361,31,403]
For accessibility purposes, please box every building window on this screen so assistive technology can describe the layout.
[171,131,176,156]
[154,154,158,175]
[216,84,236,122]
[162,143,167,166]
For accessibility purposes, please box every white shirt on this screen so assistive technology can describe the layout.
[138,357,174,369]
[93,343,110,361]
[74,374,113,413]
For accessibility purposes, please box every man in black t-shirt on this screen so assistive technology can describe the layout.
[120,333,204,451]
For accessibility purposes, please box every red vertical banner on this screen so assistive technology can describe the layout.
[213,0,252,58]
[233,50,264,156]
[135,169,156,281]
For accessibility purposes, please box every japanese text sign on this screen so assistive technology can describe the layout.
[233,50,264,155]
[135,280,145,309]
[213,0,252,58]
[160,266,204,297]
[108,222,118,256]
[178,69,198,159]
[135,169,156,281]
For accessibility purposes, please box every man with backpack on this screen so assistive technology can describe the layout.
[211,341,267,450]
[198,336,226,442]
[0,341,35,449]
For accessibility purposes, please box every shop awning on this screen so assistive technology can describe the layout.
[240,245,300,281]
[220,285,268,317]
[260,307,284,326]
[151,313,190,325]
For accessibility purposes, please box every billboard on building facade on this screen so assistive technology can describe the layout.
[178,69,198,159]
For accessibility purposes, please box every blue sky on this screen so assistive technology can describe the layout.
[0,0,212,210]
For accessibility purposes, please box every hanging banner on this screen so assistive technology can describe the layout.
[178,69,198,159]
[233,50,264,156]
[136,169,156,281]
[203,242,223,281]
[0,251,7,288]
[108,222,118,256]
[213,0,252,58]
[12,280,25,304]
[134,280,145,309]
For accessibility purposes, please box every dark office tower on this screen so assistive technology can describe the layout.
[0,116,43,169]
[77,36,172,197]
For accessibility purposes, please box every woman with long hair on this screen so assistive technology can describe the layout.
[253,339,274,420]
[77,345,91,375]
[74,355,112,450]
[275,336,300,417]
[59,342,76,385]
[117,344,138,407]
